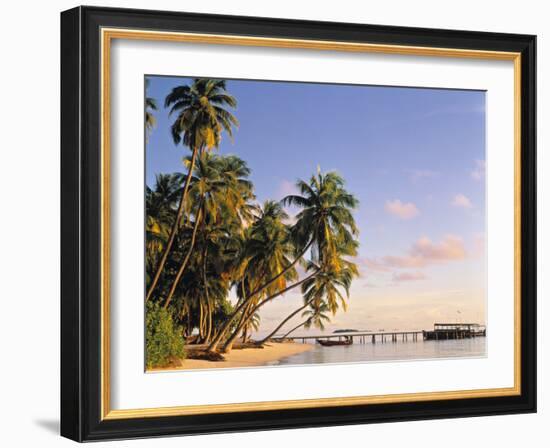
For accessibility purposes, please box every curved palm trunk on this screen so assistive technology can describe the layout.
[206,241,313,352]
[282,320,307,339]
[248,270,319,318]
[219,270,320,352]
[204,302,212,343]
[221,300,254,353]
[146,146,199,302]
[202,247,212,343]
[198,303,205,341]
[163,202,203,309]
[259,299,314,344]
[241,327,248,343]
[247,240,313,304]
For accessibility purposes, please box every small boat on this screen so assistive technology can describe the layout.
[316,338,353,346]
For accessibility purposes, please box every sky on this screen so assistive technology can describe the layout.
[146,75,486,336]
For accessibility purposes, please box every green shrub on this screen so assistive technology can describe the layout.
[146,301,185,369]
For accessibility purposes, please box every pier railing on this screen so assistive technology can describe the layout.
[273,331,423,344]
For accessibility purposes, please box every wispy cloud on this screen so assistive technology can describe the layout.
[392,271,427,282]
[452,193,473,209]
[385,199,420,220]
[380,255,424,269]
[363,235,467,270]
[471,159,485,181]
[360,258,391,272]
[408,235,467,263]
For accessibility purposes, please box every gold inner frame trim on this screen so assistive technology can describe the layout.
[100,27,522,420]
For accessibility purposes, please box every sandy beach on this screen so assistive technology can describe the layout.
[151,342,314,371]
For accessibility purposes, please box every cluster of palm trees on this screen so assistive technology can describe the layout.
[145,77,360,357]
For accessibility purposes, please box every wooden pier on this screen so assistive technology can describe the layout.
[274,330,423,344]
[272,323,486,345]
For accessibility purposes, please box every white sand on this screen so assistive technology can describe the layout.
[153,342,314,371]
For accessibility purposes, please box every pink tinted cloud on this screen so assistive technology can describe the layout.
[360,257,392,272]
[409,235,467,262]
[381,255,425,268]
[392,271,427,282]
[364,235,467,271]
[384,199,419,220]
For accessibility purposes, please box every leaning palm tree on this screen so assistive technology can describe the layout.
[305,260,358,314]
[241,311,260,343]
[259,258,358,344]
[257,170,359,343]
[217,201,299,353]
[146,79,238,302]
[212,170,359,352]
[282,301,331,339]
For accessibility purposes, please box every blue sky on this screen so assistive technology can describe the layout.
[146,76,486,333]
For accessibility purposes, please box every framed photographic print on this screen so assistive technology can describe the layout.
[60,6,536,442]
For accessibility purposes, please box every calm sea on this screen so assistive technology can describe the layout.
[269,337,486,367]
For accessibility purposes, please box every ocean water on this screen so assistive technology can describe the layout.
[269,337,486,367]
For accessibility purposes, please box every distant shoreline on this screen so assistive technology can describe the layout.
[150,341,314,371]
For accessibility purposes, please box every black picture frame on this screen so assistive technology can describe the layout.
[61,5,536,442]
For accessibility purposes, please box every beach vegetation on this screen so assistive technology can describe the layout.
[145,301,186,369]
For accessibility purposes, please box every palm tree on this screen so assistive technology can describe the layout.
[259,258,358,344]
[207,198,305,352]
[284,170,359,272]
[145,79,158,140]
[169,243,231,343]
[302,260,358,314]
[217,201,299,352]
[258,171,359,343]
[145,174,183,287]
[282,301,331,338]
[162,155,254,343]
[241,311,260,343]
[146,79,238,302]
[195,220,244,343]
[208,170,359,353]
[163,153,253,309]
[218,155,258,225]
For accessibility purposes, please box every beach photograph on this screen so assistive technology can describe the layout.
[144,76,487,371]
